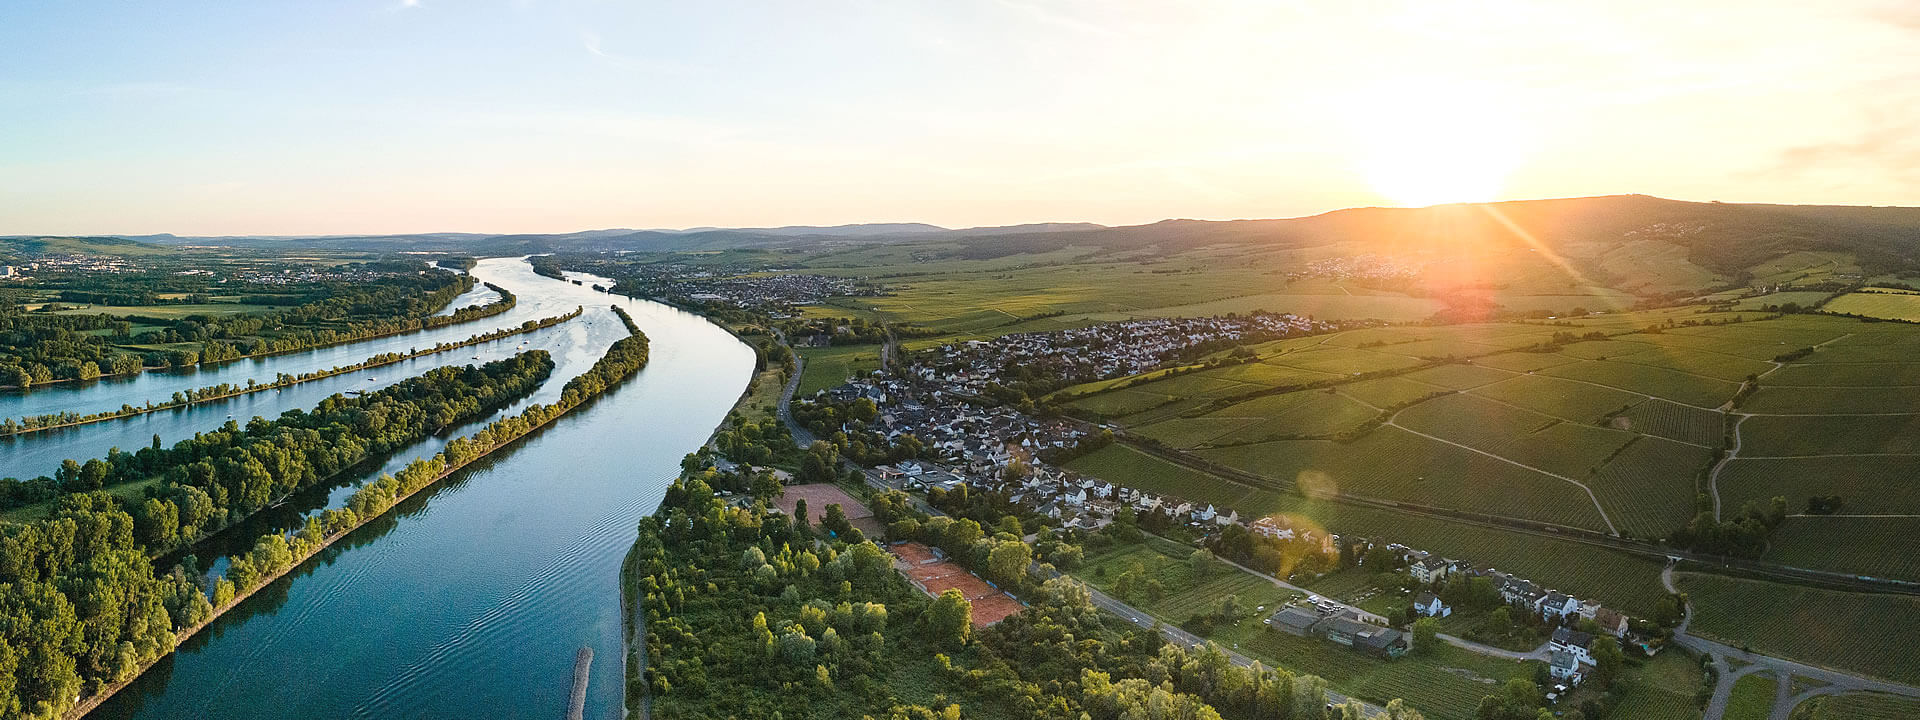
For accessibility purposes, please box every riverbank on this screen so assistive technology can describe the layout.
[2,305,581,438]
[1,278,515,392]
[59,308,650,720]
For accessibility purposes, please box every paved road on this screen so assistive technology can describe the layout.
[1214,552,1549,662]
[1054,566,1387,718]
[1663,563,1920,720]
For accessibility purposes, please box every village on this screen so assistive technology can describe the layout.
[817,354,1645,701]
[910,311,1341,393]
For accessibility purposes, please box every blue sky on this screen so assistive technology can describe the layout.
[2,1,1916,235]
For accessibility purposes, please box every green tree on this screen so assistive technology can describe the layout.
[1412,617,1440,655]
[926,589,972,649]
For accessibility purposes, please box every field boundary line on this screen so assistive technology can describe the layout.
[1384,419,1619,535]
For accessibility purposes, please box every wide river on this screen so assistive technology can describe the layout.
[13,257,755,719]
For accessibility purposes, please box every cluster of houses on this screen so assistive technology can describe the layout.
[911,312,1336,396]
[675,273,877,310]
[1285,254,1421,283]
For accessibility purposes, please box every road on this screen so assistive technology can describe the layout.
[1214,552,1550,662]
[1050,565,1387,718]
[1662,562,1920,720]
[1116,436,1920,597]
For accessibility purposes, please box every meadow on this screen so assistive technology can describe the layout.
[1077,538,1536,720]
[1822,290,1920,321]
[1724,673,1777,720]
[794,344,884,396]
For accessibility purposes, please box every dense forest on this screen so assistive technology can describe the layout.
[0,274,516,388]
[631,465,1428,720]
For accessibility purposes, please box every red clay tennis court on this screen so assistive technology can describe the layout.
[777,483,884,536]
[889,542,1023,626]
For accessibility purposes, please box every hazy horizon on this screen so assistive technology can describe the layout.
[4,0,1917,236]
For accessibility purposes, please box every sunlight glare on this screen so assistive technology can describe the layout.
[1346,80,1529,207]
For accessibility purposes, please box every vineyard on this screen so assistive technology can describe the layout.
[1765,516,1920,583]
[1678,573,1920,686]
[1587,437,1710,539]
[1717,456,1920,515]
[1228,625,1533,720]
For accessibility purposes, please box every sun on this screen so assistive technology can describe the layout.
[1344,80,1529,207]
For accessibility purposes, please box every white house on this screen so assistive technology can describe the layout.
[1551,627,1595,665]
[1413,592,1451,618]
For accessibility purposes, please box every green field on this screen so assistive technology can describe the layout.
[1064,445,1260,509]
[1078,538,1296,620]
[794,344,883,396]
[1725,673,1777,720]
[1606,649,1707,720]
[1823,291,1920,321]
[1766,516,1920,582]
[1077,540,1533,720]
[1678,573,1920,685]
[50,302,277,317]
[1791,692,1920,720]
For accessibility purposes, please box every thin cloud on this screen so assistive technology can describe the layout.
[580,31,700,76]
[993,0,1127,38]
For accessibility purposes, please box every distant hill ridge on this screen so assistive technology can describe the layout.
[8,196,1920,277]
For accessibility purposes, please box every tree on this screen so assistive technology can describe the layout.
[1412,618,1439,655]
[793,498,809,528]
[1589,636,1625,688]
[926,589,972,649]
[986,540,1033,588]
[822,504,852,538]
[1218,594,1242,622]
[1189,548,1217,578]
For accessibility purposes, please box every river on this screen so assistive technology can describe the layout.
[60,257,754,719]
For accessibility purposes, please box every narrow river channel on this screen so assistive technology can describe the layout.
[54,257,754,719]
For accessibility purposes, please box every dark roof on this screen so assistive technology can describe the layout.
[1415,591,1441,606]
[1354,627,1406,651]
[1271,607,1323,631]
[1552,626,1594,648]
[1550,649,1580,670]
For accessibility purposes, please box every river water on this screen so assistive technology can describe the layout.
[52,257,754,720]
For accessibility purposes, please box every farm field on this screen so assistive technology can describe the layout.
[794,343,883,396]
[1394,392,1637,479]
[1196,427,1613,531]
[1730,291,1834,311]
[1335,375,1449,408]
[1063,444,1261,509]
[1738,414,1920,456]
[1676,573,1920,685]
[1765,516,1920,583]
[1823,291,1920,321]
[1076,538,1296,621]
[1469,372,1643,422]
[1244,496,1670,615]
[1062,448,1671,615]
[1538,359,1741,408]
[1745,251,1860,286]
[1218,622,1534,720]
[49,302,278,317]
[1790,692,1920,720]
[1588,437,1710,539]
[1613,398,1724,446]
[1606,650,1707,720]
[1716,456,1920,515]
[1134,388,1380,447]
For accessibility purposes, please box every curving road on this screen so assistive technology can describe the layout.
[1663,562,1920,720]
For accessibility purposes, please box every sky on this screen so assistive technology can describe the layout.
[1,0,1916,236]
